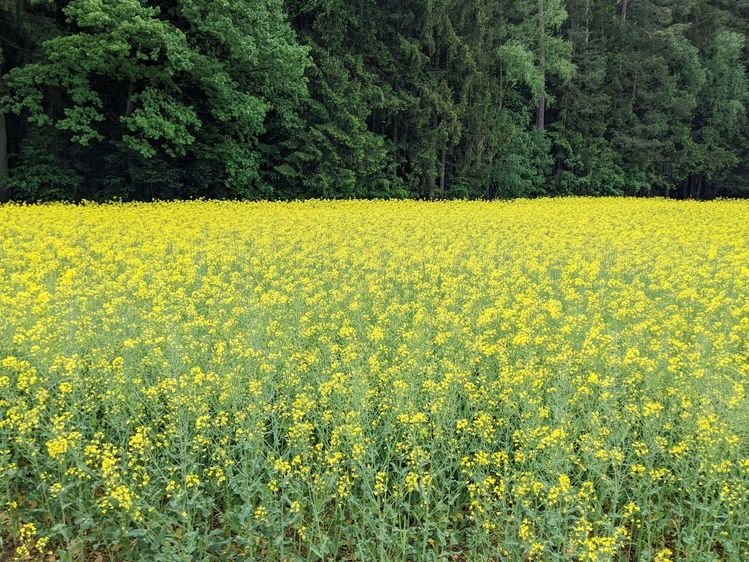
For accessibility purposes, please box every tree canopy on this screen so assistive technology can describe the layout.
[1,0,748,201]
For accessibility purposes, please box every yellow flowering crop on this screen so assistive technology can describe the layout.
[0,198,748,560]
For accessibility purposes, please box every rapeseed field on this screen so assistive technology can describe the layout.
[1,199,748,561]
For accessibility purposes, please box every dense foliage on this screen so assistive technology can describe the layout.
[2,199,749,560]
[1,1,748,201]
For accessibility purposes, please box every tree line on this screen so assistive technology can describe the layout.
[1,0,748,202]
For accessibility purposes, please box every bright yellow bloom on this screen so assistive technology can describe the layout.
[0,198,747,558]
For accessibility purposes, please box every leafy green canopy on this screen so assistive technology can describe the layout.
[2,0,309,200]
[1,0,748,200]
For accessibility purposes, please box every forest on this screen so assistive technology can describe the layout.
[1,0,748,202]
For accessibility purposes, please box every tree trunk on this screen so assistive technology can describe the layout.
[125,81,139,194]
[427,111,438,199]
[0,112,8,202]
[536,1,546,130]
[392,119,400,176]
[585,0,590,45]
[421,162,434,200]
[0,45,8,202]
[704,176,718,200]
[621,0,629,22]
[536,92,546,130]
[439,145,446,197]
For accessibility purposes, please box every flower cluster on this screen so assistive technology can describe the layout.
[0,198,748,560]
